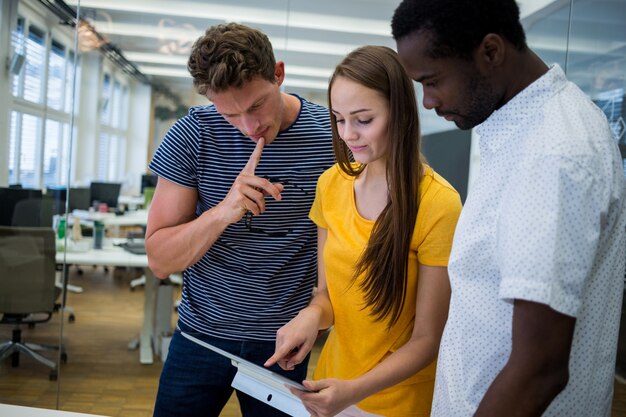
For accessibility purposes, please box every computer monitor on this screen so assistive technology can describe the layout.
[47,186,91,215]
[140,174,158,194]
[0,187,44,226]
[90,182,122,208]
[47,186,68,215]
[69,187,91,211]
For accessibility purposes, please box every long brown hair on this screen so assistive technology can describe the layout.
[328,45,424,327]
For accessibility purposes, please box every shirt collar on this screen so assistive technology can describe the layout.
[475,64,568,152]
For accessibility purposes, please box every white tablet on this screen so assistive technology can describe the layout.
[181,331,310,417]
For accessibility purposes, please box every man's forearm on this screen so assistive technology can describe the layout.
[146,208,229,278]
[474,359,569,417]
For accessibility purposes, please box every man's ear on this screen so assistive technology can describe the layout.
[274,61,286,86]
[476,33,506,69]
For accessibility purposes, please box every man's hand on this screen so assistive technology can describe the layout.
[217,138,284,224]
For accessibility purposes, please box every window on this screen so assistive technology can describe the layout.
[18,113,42,188]
[96,71,129,182]
[8,6,76,189]
[23,24,45,104]
[43,119,72,187]
[47,40,66,110]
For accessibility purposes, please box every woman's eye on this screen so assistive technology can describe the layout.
[335,119,345,124]
[358,119,372,125]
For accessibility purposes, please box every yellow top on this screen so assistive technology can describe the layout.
[309,164,462,417]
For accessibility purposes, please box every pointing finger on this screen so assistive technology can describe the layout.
[241,137,265,175]
[264,343,296,368]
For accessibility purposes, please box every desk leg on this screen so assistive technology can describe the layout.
[140,269,157,364]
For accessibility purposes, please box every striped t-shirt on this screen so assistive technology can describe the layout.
[149,95,334,341]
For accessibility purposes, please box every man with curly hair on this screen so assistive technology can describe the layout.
[146,22,334,417]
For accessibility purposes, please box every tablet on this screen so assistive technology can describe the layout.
[180,331,310,417]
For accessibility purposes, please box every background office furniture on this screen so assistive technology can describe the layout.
[47,187,91,215]
[0,226,67,380]
[57,240,169,364]
[0,404,108,417]
[89,182,122,209]
[0,187,44,226]
[140,174,158,194]
[421,129,471,204]
[10,196,54,227]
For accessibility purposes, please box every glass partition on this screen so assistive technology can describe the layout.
[1,0,626,415]
[0,0,79,410]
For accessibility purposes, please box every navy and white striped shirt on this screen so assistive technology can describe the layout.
[149,95,334,341]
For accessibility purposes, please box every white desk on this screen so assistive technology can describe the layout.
[101,210,148,228]
[69,209,147,225]
[118,194,145,210]
[0,404,108,416]
[56,240,161,365]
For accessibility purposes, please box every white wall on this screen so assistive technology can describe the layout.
[73,51,101,186]
[124,81,152,195]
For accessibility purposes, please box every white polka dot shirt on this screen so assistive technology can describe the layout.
[432,65,626,417]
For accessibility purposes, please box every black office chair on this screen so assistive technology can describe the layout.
[11,197,53,227]
[0,226,67,380]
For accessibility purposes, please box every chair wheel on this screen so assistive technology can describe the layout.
[68,314,75,323]
[61,352,68,363]
[49,370,58,381]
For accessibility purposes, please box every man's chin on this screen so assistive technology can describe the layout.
[453,122,471,130]
[453,116,485,130]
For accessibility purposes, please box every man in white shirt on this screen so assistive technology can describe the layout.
[392,0,626,416]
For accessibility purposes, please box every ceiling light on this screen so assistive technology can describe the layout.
[65,0,391,36]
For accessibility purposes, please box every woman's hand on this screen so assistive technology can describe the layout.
[265,306,322,370]
[290,378,357,417]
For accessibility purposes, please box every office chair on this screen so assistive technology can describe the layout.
[10,198,77,319]
[11,197,53,227]
[0,187,43,226]
[0,226,67,380]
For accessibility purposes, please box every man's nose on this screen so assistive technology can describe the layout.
[242,116,261,135]
[422,90,440,111]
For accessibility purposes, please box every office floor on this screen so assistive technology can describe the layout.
[0,267,625,417]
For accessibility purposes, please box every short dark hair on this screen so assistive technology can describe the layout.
[391,0,527,60]
[187,23,276,95]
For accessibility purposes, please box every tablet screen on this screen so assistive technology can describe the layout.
[180,331,311,417]
[180,331,309,392]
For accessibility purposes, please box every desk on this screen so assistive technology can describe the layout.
[71,210,148,237]
[56,240,161,365]
[0,404,108,416]
[118,194,146,210]
[101,210,148,228]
